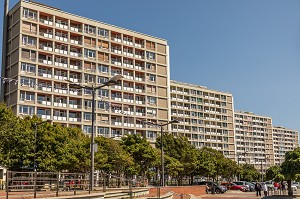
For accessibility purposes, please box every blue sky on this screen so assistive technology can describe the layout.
[1,0,300,131]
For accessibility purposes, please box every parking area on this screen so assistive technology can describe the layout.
[202,190,295,199]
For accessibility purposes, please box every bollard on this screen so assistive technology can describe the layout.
[103,175,106,192]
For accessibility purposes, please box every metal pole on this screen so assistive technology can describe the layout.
[90,87,95,191]
[34,124,37,198]
[161,126,164,187]
[261,160,263,182]
[238,155,240,181]
[1,0,9,101]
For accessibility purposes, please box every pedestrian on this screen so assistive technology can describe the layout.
[274,181,279,193]
[255,181,262,197]
[262,182,268,197]
[281,181,286,195]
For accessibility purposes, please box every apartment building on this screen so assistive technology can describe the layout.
[170,80,236,157]
[2,0,170,140]
[234,111,275,172]
[273,126,299,165]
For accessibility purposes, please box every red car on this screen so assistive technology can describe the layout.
[221,182,246,192]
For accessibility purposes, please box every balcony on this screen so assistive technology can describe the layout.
[70,39,82,45]
[70,64,82,70]
[123,51,134,57]
[70,51,82,57]
[55,34,68,42]
[54,88,67,94]
[135,77,144,82]
[38,114,51,120]
[70,26,81,32]
[38,59,52,65]
[111,97,122,102]
[111,48,122,55]
[55,22,68,30]
[37,100,51,106]
[112,121,122,126]
[38,72,52,79]
[39,44,53,52]
[136,100,145,105]
[54,61,68,68]
[123,98,134,103]
[123,63,134,68]
[54,48,68,55]
[112,36,122,43]
[53,116,67,121]
[69,77,80,83]
[69,117,81,122]
[38,85,52,92]
[40,18,53,26]
[54,75,67,81]
[135,65,144,70]
[53,102,67,107]
[40,32,53,39]
[69,89,80,95]
[123,75,134,80]
[124,123,135,127]
[111,60,122,66]
[124,87,134,92]
[69,103,81,109]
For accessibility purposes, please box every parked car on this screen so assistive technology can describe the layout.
[221,182,247,191]
[195,181,227,194]
[232,181,253,192]
[292,182,300,189]
[264,181,274,190]
[291,184,297,191]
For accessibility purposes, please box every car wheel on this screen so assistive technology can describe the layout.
[215,189,221,194]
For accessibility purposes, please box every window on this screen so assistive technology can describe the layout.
[84,49,96,59]
[37,109,51,116]
[98,28,109,38]
[19,105,35,115]
[98,127,109,136]
[84,100,92,108]
[20,91,35,101]
[147,131,156,139]
[84,24,96,35]
[20,76,35,87]
[146,51,155,60]
[84,112,92,121]
[98,65,108,73]
[98,101,109,110]
[23,8,37,20]
[98,89,109,97]
[147,96,157,105]
[21,62,36,73]
[98,77,109,84]
[22,35,36,46]
[149,74,156,82]
[83,125,92,134]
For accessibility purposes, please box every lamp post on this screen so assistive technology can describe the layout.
[33,120,52,198]
[156,120,179,187]
[67,75,123,191]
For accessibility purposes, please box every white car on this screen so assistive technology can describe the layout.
[291,184,297,191]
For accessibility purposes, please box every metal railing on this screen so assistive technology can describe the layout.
[5,171,145,199]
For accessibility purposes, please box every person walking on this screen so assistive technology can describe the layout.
[262,182,268,197]
[255,181,262,197]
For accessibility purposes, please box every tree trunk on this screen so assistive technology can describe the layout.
[287,179,293,196]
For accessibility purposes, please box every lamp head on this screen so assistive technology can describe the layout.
[104,75,123,86]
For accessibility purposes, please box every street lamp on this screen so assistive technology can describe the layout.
[33,119,52,198]
[146,119,179,187]
[67,75,123,191]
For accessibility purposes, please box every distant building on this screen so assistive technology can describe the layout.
[170,80,236,159]
[272,126,299,165]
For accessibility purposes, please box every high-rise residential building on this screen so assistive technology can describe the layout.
[170,80,236,157]
[1,0,298,171]
[1,0,170,140]
[234,111,275,172]
[272,126,299,165]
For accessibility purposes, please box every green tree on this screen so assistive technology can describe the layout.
[240,163,260,182]
[121,134,158,181]
[281,147,300,196]
[156,133,198,185]
[266,165,284,182]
